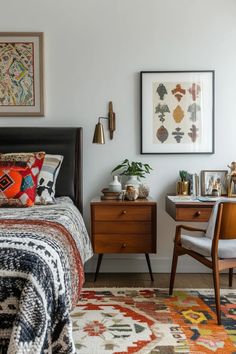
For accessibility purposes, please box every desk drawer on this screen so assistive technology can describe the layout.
[93,205,152,221]
[176,207,212,222]
[93,221,151,234]
[94,234,152,253]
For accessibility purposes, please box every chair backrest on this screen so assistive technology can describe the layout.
[216,202,236,240]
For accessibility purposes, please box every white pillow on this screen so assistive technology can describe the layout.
[35,154,63,205]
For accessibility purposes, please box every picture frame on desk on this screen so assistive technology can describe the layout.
[140,71,214,154]
[201,170,228,196]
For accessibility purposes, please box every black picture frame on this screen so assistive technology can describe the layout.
[141,70,215,154]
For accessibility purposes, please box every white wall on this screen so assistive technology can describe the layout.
[0,0,236,273]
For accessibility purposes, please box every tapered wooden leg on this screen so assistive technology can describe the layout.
[94,254,103,282]
[169,246,179,295]
[212,261,221,325]
[145,254,154,281]
[229,268,233,287]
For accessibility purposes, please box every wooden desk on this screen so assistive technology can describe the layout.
[166,195,215,222]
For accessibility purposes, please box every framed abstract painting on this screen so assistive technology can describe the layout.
[141,71,214,154]
[0,32,44,116]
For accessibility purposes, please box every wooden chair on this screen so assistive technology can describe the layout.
[169,202,236,325]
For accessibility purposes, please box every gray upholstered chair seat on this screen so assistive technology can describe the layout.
[181,234,236,258]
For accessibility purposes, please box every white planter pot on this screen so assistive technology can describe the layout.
[125,175,140,187]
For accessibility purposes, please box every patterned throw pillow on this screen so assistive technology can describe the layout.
[0,152,45,207]
[36,154,64,205]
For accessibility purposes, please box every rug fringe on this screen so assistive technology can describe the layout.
[82,287,236,291]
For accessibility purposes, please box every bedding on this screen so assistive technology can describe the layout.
[0,197,93,353]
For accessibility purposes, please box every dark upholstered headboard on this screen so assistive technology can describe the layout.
[0,127,83,213]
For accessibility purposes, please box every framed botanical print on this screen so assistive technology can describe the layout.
[0,32,44,116]
[141,71,214,154]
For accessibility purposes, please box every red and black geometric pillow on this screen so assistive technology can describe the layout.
[0,152,45,207]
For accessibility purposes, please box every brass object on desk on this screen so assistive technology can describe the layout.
[227,176,236,197]
[227,161,236,197]
[176,181,189,196]
[176,170,189,196]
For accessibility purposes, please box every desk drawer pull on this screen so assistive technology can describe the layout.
[195,211,201,216]
[121,243,127,248]
[121,210,127,215]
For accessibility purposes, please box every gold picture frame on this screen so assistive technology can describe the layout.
[0,32,44,116]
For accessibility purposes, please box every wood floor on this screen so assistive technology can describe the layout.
[84,272,235,289]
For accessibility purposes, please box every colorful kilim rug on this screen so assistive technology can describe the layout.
[71,288,236,354]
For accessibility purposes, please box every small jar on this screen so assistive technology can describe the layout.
[125,185,139,200]
[139,184,150,199]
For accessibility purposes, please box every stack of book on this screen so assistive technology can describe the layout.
[101,188,121,200]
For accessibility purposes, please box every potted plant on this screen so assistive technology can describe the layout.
[111,159,153,189]
[176,170,189,195]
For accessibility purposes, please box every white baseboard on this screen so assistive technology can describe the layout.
[84,254,211,273]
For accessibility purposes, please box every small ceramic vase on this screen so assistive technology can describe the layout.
[109,175,122,192]
[138,184,150,199]
[125,185,139,201]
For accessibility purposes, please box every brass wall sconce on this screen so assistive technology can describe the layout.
[92,101,116,144]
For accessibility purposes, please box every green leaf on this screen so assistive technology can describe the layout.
[111,159,153,177]
[179,170,188,181]
[111,164,125,173]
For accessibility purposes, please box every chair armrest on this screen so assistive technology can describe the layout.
[174,225,206,244]
[177,225,206,233]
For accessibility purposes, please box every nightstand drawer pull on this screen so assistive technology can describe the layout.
[195,211,201,216]
[121,243,127,248]
[121,210,127,215]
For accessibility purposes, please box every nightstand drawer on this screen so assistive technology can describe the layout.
[93,221,151,234]
[176,207,212,221]
[94,234,153,253]
[93,205,152,221]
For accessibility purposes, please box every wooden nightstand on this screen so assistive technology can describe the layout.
[90,197,157,281]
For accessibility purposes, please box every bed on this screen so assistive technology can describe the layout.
[0,128,93,354]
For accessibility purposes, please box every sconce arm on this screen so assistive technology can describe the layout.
[98,116,109,123]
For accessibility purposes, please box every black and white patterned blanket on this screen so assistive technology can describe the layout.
[0,197,93,354]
